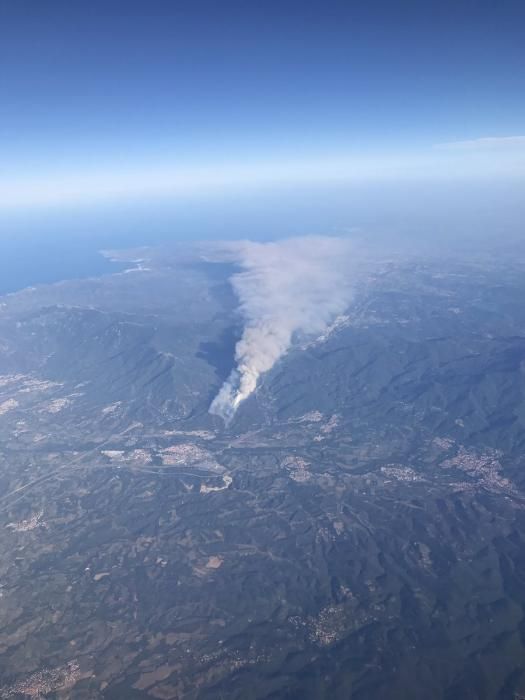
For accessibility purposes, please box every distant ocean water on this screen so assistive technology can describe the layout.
[0,197,262,296]
[0,196,284,296]
[0,233,130,296]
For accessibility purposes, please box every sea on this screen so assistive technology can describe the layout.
[0,192,308,295]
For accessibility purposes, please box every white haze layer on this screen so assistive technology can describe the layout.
[209,236,355,421]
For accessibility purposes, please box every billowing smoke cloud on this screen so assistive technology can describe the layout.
[209,236,355,421]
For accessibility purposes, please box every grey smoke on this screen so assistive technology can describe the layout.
[209,236,355,421]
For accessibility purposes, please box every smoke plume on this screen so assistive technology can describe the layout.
[209,236,355,421]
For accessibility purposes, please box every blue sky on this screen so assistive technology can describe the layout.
[0,0,524,211]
